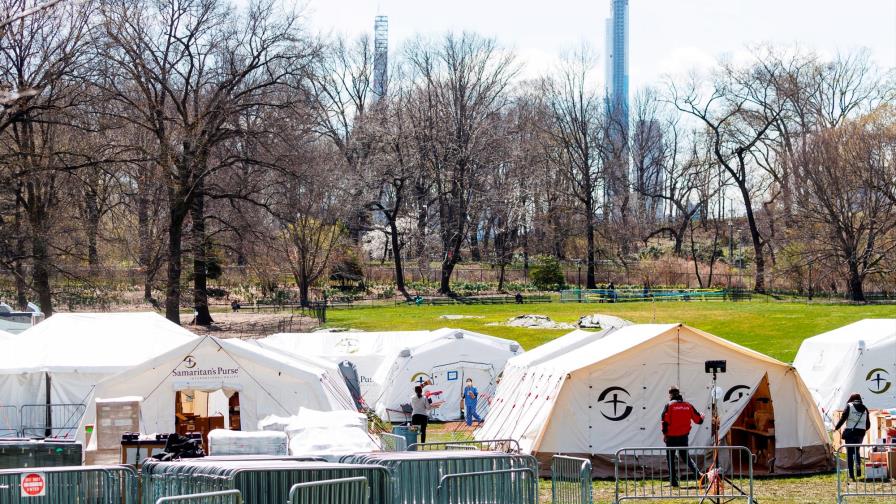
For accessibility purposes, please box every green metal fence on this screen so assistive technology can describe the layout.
[0,465,137,503]
[288,477,368,504]
[436,468,538,504]
[551,455,592,504]
[156,490,243,504]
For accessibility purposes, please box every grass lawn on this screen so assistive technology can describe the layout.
[323,299,895,362]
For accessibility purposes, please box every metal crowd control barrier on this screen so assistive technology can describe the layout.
[552,455,592,504]
[0,406,19,438]
[156,490,243,504]
[141,459,389,504]
[0,464,138,503]
[406,439,521,453]
[341,450,538,504]
[614,446,753,503]
[444,444,478,451]
[288,477,369,504]
[436,468,538,504]
[379,432,408,452]
[19,403,86,439]
[837,444,896,504]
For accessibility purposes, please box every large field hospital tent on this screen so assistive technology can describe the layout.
[477,323,830,476]
[78,335,356,443]
[258,331,435,406]
[374,328,523,422]
[0,313,196,435]
[794,319,896,417]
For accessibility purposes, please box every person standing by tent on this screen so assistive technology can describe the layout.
[661,386,704,487]
[410,384,442,443]
[834,393,870,480]
[463,378,483,426]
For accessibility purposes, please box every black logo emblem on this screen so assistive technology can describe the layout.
[867,368,891,394]
[183,355,197,369]
[597,386,633,421]
[724,385,751,403]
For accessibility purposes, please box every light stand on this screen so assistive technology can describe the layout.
[699,360,754,504]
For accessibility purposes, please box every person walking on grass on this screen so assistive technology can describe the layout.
[463,378,483,426]
[834,393,870,480]
[661,386,705,487]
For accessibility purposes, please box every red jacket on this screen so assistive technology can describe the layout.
[661,399,704,437]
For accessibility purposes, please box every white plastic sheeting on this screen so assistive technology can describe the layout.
[259,408,377,460]
[794,319,896,415]
[207,429,288,456]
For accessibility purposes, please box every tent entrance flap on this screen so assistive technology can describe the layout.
[175,389,241,450]
[726,374,776,473]
[430,362,496,422]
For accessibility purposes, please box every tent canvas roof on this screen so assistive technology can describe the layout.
[0,312,197,373]
[261,330,436,357]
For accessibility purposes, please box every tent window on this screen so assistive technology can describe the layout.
[175,390,241,450]
[727,375,775,473]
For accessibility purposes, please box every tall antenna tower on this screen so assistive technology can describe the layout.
[373,15,388,99]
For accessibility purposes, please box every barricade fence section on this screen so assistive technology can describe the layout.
[340,451,538,504]
[837,444,896,504]
[141,460,389,504]
[406,439,521,453]
[156,490,243,504]
[552,455,592,504]
[614,446,753,503]
[288,477,368,504]
[378,432,408,452]
[436,468,538,504]
[0,464,138,503]
[19,404,86,440]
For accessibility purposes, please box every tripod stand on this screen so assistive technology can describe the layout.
[699,367,754,504]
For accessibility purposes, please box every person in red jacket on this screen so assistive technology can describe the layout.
[661,386,705,487]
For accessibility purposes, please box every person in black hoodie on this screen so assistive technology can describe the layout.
[834,393,871,480]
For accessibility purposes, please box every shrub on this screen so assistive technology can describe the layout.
[530,255,565,291]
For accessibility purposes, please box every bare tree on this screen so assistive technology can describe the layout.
[404,32,517,294]
[97,0,309,323]
[539,48,604,288]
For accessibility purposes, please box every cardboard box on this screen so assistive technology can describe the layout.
[95,396,142,450]
[84,448,119,466]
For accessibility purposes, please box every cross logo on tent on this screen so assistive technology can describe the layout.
[866,368,891,394]
[183,355,197,369]
[410,372,431,386]
[597,386,633,421]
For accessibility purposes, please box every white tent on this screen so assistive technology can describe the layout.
[78,335,357,442]
[258,330,435,406]
[0,313,197,419]
[477,323,831,476]
[374,328,523,422]
[794,319,896,416]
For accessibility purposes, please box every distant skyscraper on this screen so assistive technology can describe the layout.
[605,0,629,126]
[604,0,630,216]
[373,15,389,99]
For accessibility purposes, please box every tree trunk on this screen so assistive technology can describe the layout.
[191,179,213,326]
[469,227,481,262]
[13,196,27,310]
[164,200,188,324]
[298,271,310,307]
[30,230,53,316]
[497,263,506,291]
[847,259,865,302]
[137,184,153,301]
[84,186,100,273]
[585,201,597,289]
[388,218,410,299]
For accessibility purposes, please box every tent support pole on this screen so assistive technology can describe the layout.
[45,372,52,437]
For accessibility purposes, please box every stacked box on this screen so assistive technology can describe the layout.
[207,429,288,456]
[85,396,141,465]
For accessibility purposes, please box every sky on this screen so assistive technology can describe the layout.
[301,0,896,91]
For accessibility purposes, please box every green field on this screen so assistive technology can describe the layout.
[324,299,895,362]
